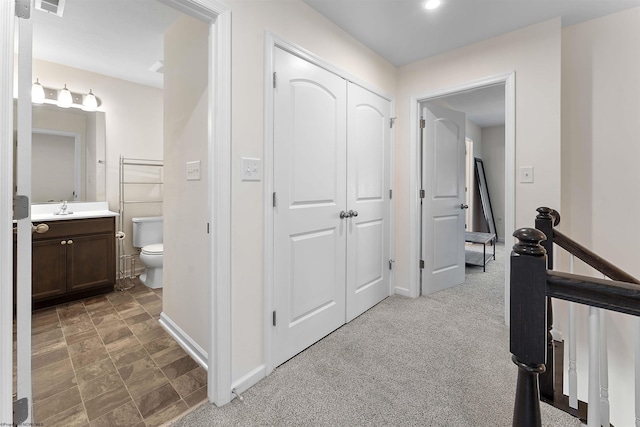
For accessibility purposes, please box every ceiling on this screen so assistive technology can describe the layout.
[32,0,181,88]
[28,0,640,125]
[429,84,505,128]
[302,0,640,67]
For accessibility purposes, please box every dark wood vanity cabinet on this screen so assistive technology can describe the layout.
[15,216,115,309]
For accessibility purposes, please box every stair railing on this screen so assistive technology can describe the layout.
[510,207,640,427]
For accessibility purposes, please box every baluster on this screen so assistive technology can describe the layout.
[599,306,610,427]
[510,228,548,427]
[568,254,578,409]
[635,318,640,427]
[588,307,601,427]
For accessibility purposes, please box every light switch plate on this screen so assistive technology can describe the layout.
[186,161,201,181]
[241,157,261,181]
[520,166,534,183]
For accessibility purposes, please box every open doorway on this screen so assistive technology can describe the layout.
[416,77,512,318]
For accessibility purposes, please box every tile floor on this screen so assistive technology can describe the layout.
[13,280,207,426]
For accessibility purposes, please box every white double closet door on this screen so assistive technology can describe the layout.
[273,48,391,366]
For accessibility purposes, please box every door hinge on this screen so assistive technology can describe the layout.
[15,0,31,19]
[419,259,425,269]
[13,195,29,220]
[388,260,395,270]
[419,189,425,199]
[13,397,28,425]
[389,189,392,199]
[390,117,396,128]
[420,118,426,129]
[272,310,277,326]
[273,72,277,89]
[272,192,277,207]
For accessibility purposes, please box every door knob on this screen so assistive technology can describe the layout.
[67,240,73,245]
[348,210,358,217]
[32,223,49,234]
[460,204,469,209]
[340,210,350,219]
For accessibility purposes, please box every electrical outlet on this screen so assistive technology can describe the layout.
[520,166,534,183]
[241,157,261,181]
[186,161,201,181]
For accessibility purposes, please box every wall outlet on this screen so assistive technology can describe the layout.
[241,157,261,181]
[520,166,534,183]
[186,161,201,181]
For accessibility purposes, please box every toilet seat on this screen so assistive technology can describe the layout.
[142,243,163,255]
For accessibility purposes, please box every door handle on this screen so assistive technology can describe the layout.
[32,223,49,234]
[348,210,358,217]
[340,210,350,219]
[460,204,469,210]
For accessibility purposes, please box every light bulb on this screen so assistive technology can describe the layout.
[83,89,98,111]
[58,84,72,108]
[31,79,45,104]
[424,0,441,10]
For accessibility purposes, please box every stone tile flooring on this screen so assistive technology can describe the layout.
[13,281,207,426]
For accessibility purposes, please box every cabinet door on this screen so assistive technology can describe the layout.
[66,233,115,293]
[32,239,67,301]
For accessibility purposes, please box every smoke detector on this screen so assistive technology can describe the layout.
[35,0,66,17]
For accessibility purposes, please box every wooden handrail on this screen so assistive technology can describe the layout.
[547,270,640,317]
[553,229,640,285]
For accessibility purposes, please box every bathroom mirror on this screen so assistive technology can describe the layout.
[13,101,106,203]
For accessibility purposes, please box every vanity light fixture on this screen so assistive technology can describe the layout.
[83,89,98,112]
[424,0,441,10]
[31,78,45,104]
[29,80,101,110]
[57,84,73,108]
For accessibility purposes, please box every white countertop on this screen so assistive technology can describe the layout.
[30,202,119,222]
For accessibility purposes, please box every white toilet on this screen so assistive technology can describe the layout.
[132,216,163,289]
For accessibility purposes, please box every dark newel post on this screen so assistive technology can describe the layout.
[535,207,559,401]
[511,228,548,427]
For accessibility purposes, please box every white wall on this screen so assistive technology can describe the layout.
[162,15,209,349]
[557,7,640,426]
[225,0,396,384]
[481,125,505,240]
[394,19,562,292]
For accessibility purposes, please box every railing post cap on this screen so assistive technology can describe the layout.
[513,228,547,256]
[536,206,561,226]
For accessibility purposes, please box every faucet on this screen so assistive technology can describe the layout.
[57,200,68,215]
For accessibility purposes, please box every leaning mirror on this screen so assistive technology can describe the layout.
[13,101,106,203]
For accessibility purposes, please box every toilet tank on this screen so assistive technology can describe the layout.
[131,216,163,248]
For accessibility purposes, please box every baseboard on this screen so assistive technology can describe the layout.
[394,286,413,297]
[231,365,266,396]
[159,312,208,371]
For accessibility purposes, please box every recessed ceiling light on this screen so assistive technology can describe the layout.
[424,0,441,10]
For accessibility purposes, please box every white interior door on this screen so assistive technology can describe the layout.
[421,103,466,295]
[273,48,347,366]
[346,83,390,322]
[14,10,34,426]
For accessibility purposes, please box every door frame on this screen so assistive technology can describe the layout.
[0,0,233,420]
[409,72,515,322]
[158,0,232,407]
[263,32,395,377]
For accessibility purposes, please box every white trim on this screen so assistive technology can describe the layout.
[159,313,209,370]
[16,17,34,425]
[230,365,266,396]
[263,32,396,375]
[0,1,14,423]
[409,72,516,320]
[32,128,82,201]
[160,0,232,406]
